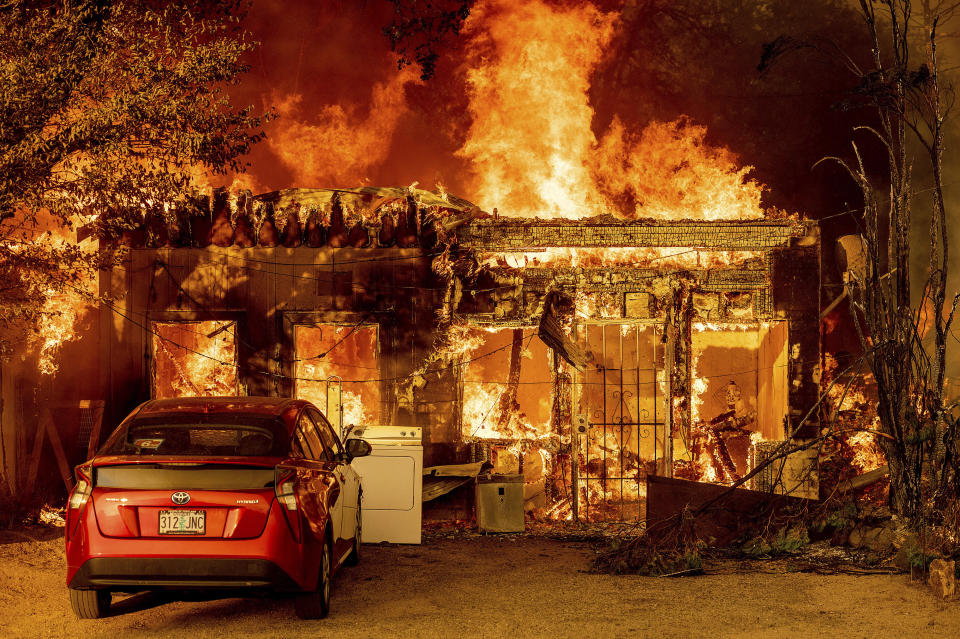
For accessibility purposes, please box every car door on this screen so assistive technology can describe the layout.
[285,414,335,544]
[301,411,345,547]
[311,409,359,543]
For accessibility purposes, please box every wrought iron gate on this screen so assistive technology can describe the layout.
[574,324,666,522]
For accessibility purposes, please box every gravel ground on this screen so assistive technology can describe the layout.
[0,527,957,639]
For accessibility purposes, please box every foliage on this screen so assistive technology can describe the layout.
[594,506,707,576]
[381,0,473,80]
[741,527,810,558]
[0,0,267,357]
[903,540,939,571]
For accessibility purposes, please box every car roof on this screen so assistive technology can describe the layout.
[134,396,310,419]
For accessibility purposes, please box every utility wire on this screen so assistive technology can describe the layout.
[91,289,849,390]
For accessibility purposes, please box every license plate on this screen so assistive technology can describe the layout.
[159,510,205,535]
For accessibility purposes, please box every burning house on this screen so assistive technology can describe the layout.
[52,183,822,523]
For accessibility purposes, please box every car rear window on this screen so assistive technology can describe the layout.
[101,417,289,457]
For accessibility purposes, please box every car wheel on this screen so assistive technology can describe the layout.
[346,495,361,566]
[69,588,111,619]
[295,535,332,619]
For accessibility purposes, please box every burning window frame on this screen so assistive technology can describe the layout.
[149,315,243,400]
[284,311,383,436]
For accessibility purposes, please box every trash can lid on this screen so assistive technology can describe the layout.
[477,473,524,484]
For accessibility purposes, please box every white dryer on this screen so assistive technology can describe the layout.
[348,426,423,544]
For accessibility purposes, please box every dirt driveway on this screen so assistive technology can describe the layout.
[1,528,957,639]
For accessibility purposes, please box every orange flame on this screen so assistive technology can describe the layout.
[458,0,765,221]
[17,215,95,376]
[268,69,419,186]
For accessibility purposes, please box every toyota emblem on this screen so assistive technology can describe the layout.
[171,491,191,505]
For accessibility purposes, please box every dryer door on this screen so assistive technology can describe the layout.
[352,452,417,511]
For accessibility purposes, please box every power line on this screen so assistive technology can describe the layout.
[91,289,846,390]
[89,287,541,385]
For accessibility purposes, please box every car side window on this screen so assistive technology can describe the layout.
[300,413,331,462]
[310,409,343,456]
[292,419,315,460]
[289,430,307,459]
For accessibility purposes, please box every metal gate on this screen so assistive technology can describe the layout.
[574,324,666,522]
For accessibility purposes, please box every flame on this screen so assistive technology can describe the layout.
[592,118,764,220]
[267,69,418,186]
[14,213,95,376]
[846,429,885,473]
[822,355,885,474]
[457,0,617,219]
[459,327,552,440]
[152,321,239,397]
[294,324,380,430]
[36,288,85,375]
[458,0,766,221]
[481,248,762,271]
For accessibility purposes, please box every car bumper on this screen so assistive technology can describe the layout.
[67,500,313,591]
[68,557,301,590]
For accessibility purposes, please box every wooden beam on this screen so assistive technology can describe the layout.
[41,409,74,492]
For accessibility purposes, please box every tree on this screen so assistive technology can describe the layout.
[0,0,267,358]
[793,0,960,521]
[380,0,473,80]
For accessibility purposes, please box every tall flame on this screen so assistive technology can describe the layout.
[457,0,765,220]
[457,0,617,218]
[268,68,418,186]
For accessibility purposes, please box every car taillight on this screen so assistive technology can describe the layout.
[66,465,93,540]
[274,468,301,542]
[275,470,298,510]
[69,465,93,510]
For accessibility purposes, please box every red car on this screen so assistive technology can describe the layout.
[65,397,370,620]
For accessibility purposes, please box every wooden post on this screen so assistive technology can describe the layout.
[495,328,524,430]
[664,307,675,478]
[22,419,48,497]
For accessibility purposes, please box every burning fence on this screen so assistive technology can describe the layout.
[58,186,821,524]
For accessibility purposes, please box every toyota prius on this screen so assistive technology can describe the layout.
[65,397,370,619]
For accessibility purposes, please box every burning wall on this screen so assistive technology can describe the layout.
[94,187,821,523]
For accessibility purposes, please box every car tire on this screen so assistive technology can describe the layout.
[294,535,332,619]
[346,493,361,566]
[69,588,111,619]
